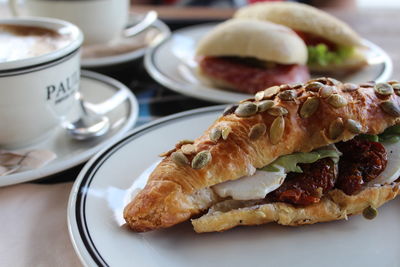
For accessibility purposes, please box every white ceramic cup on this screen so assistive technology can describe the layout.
[0,18,83,148]
[8,0,129,45]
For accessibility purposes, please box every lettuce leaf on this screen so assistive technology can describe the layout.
[359,125,400,144]
[307,44,354,66]
[260,147,342,173]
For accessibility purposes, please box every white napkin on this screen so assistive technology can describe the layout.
[0,150,56,176]
[0,182,82,267]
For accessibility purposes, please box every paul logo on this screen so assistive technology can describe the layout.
[46,71,79,104]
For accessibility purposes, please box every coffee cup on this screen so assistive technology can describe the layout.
[0,17,83,148]
[9,0,130,45]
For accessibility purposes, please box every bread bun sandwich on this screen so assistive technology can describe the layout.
[234,2,368,73]
[195,19,310,94]
[124,78,400,233]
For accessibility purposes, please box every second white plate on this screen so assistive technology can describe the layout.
[68,105,400,267]
[145,23,393,103]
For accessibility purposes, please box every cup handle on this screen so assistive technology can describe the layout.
[123,10,158,38]
[8,0,20,16]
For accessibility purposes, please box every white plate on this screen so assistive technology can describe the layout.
[81,17,170,68]
[68,106,400,267]
[145,23,393,103]
[0,70,138,187]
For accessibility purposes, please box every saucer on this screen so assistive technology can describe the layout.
[0,70,139,187]
[145,23,393,103]
[81,14,170,68]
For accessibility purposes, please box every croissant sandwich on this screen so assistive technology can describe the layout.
[196,19,310,94]
[124,78,400,233]
[234,2,368,73]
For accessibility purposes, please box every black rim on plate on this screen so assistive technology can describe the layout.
[73,105,224,266]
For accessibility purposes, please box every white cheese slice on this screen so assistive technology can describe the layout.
[368,141,400,186]
[212,166,286,200]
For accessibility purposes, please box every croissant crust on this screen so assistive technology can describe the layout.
[124,78,400,232]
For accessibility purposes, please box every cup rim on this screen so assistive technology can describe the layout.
[0,17,84,71]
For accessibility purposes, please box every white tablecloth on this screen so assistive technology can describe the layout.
[0,183,82,267]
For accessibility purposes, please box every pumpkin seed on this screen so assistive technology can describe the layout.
[280,84,291,90]
[270,116,285,144]
[392,83,400,90]
[171,151,189,166]
[319,85,335,98]
[249,123,266,140]
[300,97,319,118]
[278,89,297,101]
[380,101,400,117]
[159,148,176,157]
[342,83,358,92]
[388,80,399,85]
[209,127,222,142]
[191,150,212,169]
[346,119,362,134]
[327,94,348,108]
[176,139,194,147]
[362,206,378,220]
[235,102,258,117]
[312,77,328,84]
[267,106,288,116]
[374,82,393,96]
[305,81,324,92]
[328,118,344,139]
[255,91,265,101]
[222,126,232,140]
[181,144,196,155]
[327,77,341,86]
[257,100,274,112]
[290,83,303,89]
[360,82,375,88]
[223,104,238,116]
[263,86,280,98]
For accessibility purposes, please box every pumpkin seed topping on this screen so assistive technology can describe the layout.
[346,119,362,134]
[374,83,393,96]
[255,91,265,101]
[362,206,378,220]
[270,116,285,144]
[342,83,358,92]
[257,100,274,112]
[319,85,335,98]
[380,101,400,117]
[223,104,238,116]
[249,123,267,140]
[181,144,196,155]
[191,150,212,169]
[278,89,297,101]
[388,80,399,85]
[327,94,348,108]
[328,118,344,139]
[290,83,303,89]
[360,82,375,88]
[305,82,324,92]
[327,78,341,85]
[264,86,280,98]
[267,106,288,116]
[171,151,189,166]
[300,97,319,118]
[222,126,232,140]
[209,127,222,142]
[235,102,258,117]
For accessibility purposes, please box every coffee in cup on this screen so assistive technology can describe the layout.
[9,0,130,45]
[0,18,83,148]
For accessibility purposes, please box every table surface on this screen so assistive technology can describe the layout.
[1,4,400,266]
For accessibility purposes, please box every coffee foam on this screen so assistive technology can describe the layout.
[0,24,72,63]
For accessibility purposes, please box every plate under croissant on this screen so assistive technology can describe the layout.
[68,105,400,267]
[145,23,393,103]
